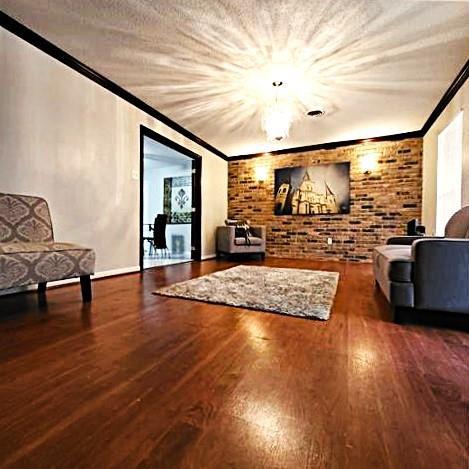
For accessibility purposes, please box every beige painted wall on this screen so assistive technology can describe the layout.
[0,29,227,275]
[422,80,469,235]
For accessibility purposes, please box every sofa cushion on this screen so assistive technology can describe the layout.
[373,245,413,283]
[0,242,95,290]
[234,236,263,246]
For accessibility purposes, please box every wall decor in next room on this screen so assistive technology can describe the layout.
[228,138,423,262]
[274,163,350,215]
[163,176,192,224]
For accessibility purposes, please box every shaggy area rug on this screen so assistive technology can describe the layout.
[153,265,339,320]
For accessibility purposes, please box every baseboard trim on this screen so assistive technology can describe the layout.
[93,266,141,279]
[0,265,141,296]
[201,253,217,260]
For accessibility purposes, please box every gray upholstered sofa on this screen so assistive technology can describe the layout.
[373,206,469,322]
[216,225,266,258]
[0,193,96,302]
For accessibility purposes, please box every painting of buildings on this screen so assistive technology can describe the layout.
[274,163,350,215]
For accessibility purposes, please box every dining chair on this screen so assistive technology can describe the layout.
[146,214,170,258]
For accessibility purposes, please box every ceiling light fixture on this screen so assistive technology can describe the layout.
[262,81,293,142]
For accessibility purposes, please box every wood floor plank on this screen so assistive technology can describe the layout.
[0,258,467,468]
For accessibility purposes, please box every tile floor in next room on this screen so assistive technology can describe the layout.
[0,258,467,468]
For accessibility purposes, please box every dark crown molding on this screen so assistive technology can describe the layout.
[0,11,229,161]
[230,130,423,160]
[421,58,469,135]
[1,11,467,162]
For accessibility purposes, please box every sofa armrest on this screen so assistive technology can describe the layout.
[412,238,469,313]
[250,226,266,240]
[216,226,235,252]
[386,236,437,245]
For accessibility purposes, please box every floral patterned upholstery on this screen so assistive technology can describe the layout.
[0,193,54,243]
[0,193,95,290]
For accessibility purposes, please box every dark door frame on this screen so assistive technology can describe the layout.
[139,125,202,270]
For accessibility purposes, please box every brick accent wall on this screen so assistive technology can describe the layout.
[228,138,423,262]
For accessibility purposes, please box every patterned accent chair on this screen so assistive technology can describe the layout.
[0,193,96,302]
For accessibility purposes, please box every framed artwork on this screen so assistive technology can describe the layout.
[163,176,192,224]
[274,162,350,215]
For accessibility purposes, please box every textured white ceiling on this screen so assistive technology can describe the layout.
[1,0,469,156]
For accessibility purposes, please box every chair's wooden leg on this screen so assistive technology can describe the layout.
[80,275,92,303]
[37,282,48,308]
[393,306,405,324]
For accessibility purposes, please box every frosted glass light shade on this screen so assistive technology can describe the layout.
[262,103,293,141]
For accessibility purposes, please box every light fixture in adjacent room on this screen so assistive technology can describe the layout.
[262,81,293,142]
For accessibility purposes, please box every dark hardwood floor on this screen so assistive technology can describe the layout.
[0,258,467,468]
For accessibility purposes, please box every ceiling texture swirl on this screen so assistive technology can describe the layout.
[1,0,468,156]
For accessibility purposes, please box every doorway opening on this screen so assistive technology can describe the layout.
[140,126,201,270]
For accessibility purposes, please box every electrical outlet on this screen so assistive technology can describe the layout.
[327,237,333,245]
